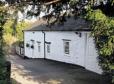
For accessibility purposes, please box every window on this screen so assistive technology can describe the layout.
[37,42,41,52]
[46,42,51,53]
[31,40,34,43]
[63,40,70,54]
[47,44,50,53]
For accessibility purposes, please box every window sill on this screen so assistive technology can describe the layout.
[64,54,70,57]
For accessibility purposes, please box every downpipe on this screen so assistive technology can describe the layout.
[42,31,46,59]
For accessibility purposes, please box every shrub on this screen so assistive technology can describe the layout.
[86,9,114,83]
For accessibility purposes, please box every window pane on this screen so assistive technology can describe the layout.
[38,45,40,52]
[64,41,70,54]
[47,44,50,53]
[38,42,41,52]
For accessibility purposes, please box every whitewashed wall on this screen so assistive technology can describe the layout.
[24,31,102,74]
[85,33,102,74]
[24,31,44,58]
[45,31,85,67]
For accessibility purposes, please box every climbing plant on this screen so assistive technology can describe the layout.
[86,9,114,83]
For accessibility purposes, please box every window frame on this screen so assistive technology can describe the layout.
[46,42,51,53]
[37,41,41,52]
[63,39,71,55]
[47,44,50,53]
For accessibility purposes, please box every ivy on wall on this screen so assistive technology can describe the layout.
[85,9,114,83]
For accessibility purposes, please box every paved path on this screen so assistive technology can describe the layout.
[7,55,108,84]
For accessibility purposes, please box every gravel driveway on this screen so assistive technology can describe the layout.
[7,54,108,84]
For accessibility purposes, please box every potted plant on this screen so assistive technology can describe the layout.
[31,45,34,49]
[26,43,29,47]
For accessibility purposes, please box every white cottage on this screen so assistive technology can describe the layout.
[24,17,102,74]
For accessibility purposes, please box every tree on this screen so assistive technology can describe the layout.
[86,9,114,83]
[0,1,10,84]
[0,1,27,83]
[16,21,28,41]
[3,19,28,55]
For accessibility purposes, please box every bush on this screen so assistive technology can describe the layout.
[85,9,114,83]
[0,60,11,84]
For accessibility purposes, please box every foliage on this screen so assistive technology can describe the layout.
[86,9,114,83]
[3,19,28,45]
[0,2,8,84]
[3,33,17,51]
[86,9,107,21]
[16,21,28,41]
[3,19,14,35]
[3,19,28,56]
[0,62,8,84]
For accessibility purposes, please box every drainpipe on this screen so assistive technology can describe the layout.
[22,30,25,58]
[42,31,46,59]
[84,32,88,68]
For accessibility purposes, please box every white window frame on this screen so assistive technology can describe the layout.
[63,39,71,55]
[47,44,50,53]
[46,42,51,53]
[37,41,41,52]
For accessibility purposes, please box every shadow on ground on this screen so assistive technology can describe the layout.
[8,54,109,84]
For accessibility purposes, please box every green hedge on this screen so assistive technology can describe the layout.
[0,59,11,84]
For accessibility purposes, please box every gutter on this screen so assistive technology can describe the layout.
[84,33,88,67]
[42,31,46,59]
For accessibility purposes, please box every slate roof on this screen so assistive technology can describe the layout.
[24,17,91,31]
